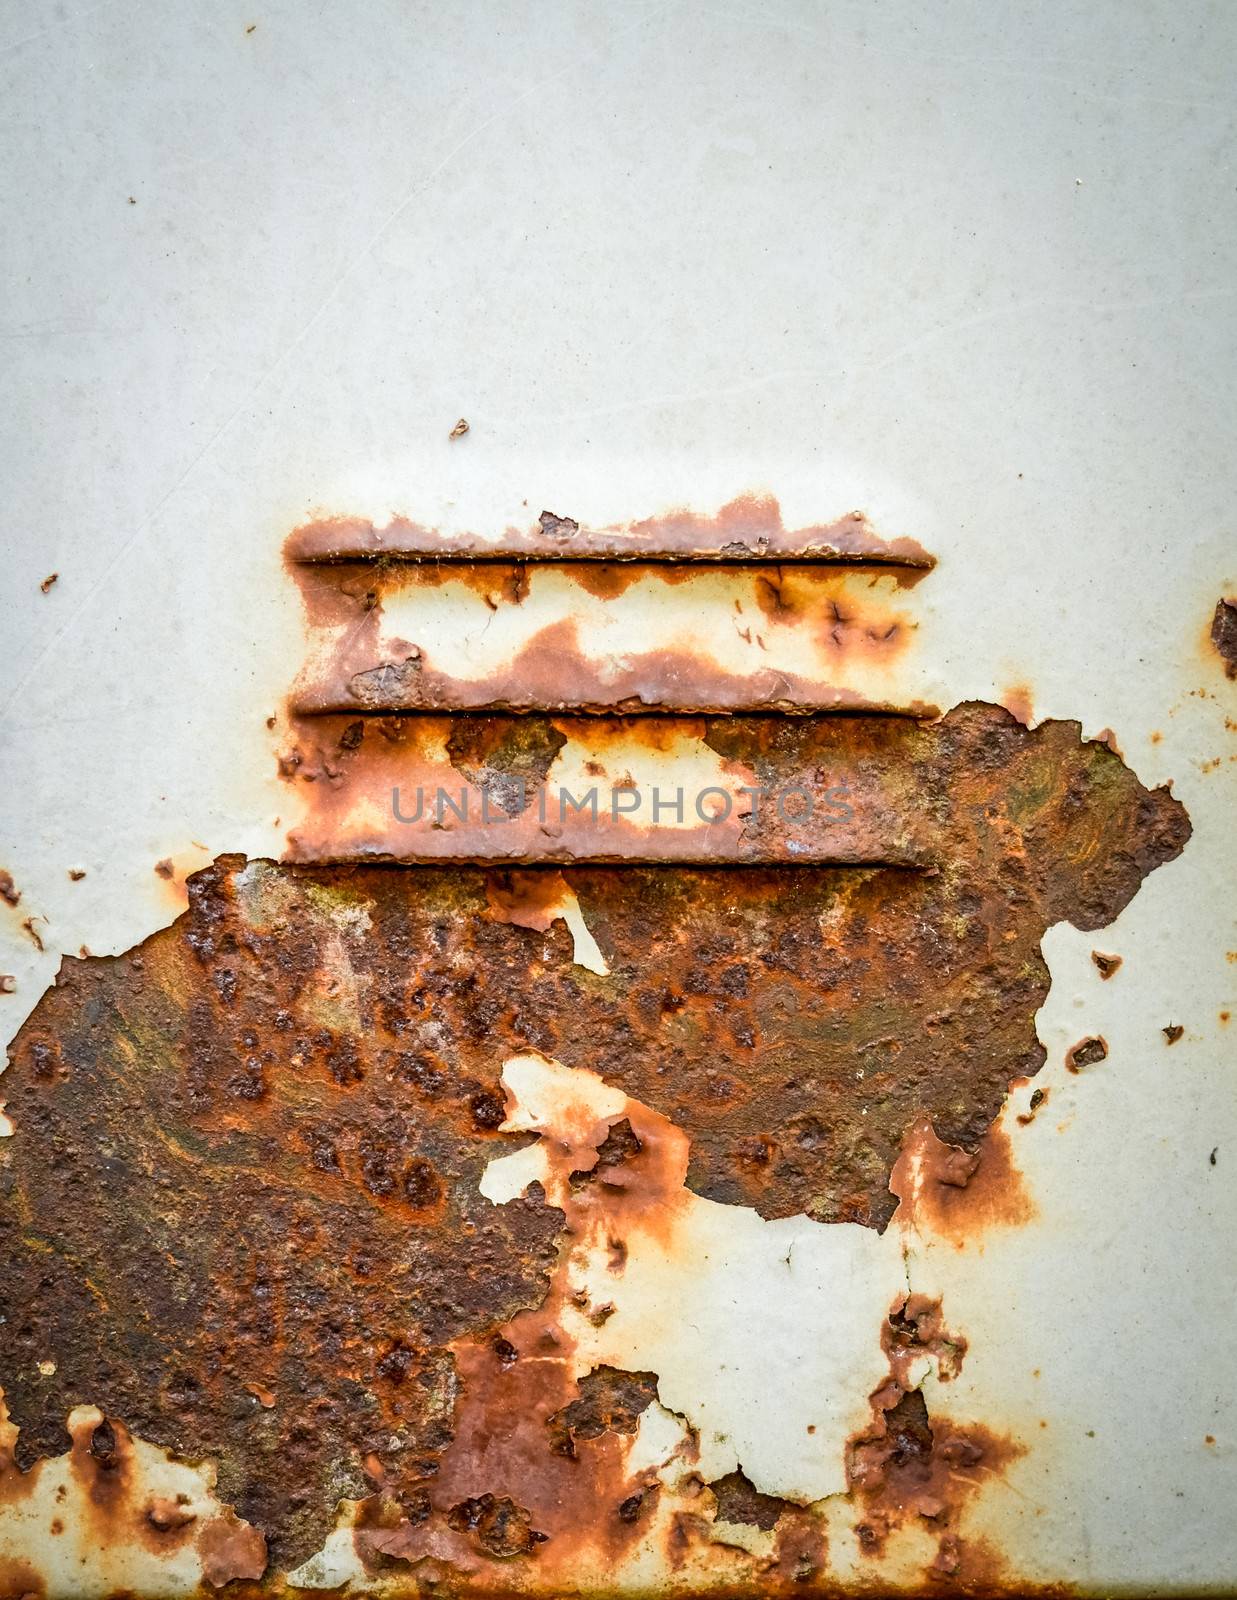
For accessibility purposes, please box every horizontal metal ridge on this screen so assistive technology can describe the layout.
[285,495,935,569]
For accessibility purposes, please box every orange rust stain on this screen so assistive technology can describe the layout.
[849,1385,1024,1579]
[890,1117,1036,1245]
[1001,685,1034,727]
[569,562,648,601]
[0,1557,44,1600]
[0,871,20,908]
[281,540,929,722]
[485,869,573,933]
[196,1508,268,1586]
[1090,951,1122,979]
[846,1275,1041,1592]
[287,574,923,717]
[1163,1024,1185,1045]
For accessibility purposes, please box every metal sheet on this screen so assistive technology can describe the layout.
[2,2,1235,1596]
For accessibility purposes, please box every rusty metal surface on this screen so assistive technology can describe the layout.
[0,678,1186,1587]
[284,495,935,568]
[280,704,1177,866]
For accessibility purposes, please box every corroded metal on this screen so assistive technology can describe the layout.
[0,690,1186,1583]
[281,703,1175,866]
[0,495,1206,1597]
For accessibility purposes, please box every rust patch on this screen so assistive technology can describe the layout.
[0,872,20,908]
[1211,597,1237,678]
[282,701,1188,870]
[39,573,57,594]
[1163,1023,1185,1044]
[0,675,1190,1587]
[848,1353,1025,1586]
[285,493,935,568]
[352,1073,694,1590]
[883,1294,968,1388]
[0,861,565,1567]
[1090,950,1122,979]
[545,1366,658,1458]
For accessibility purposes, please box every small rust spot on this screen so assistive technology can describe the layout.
[1163,1024,1185,1045]
[446,1494,546,1558]
[1210,597,1237,678]
[39,573,57,594]
[19,918,44,953]
[449,417,469,439]
[67,869,86,882]
[147,1494,196,1531]
[0,871,20,907]
[1091,950,1122,979]
[1066,1036,1109,1073]
[153,859,174,880]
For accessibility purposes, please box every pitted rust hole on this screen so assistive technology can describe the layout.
[1066,1036,1109,1073]
[708,1469,796,1531]
[445,1493,546,1559]
[545,1367,658,1459]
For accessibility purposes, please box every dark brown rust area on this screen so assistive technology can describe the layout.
[0,861,564,1568]
[0,703,1187,1573]
[709,1470,798,1531]
[545,1367,658,1459]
